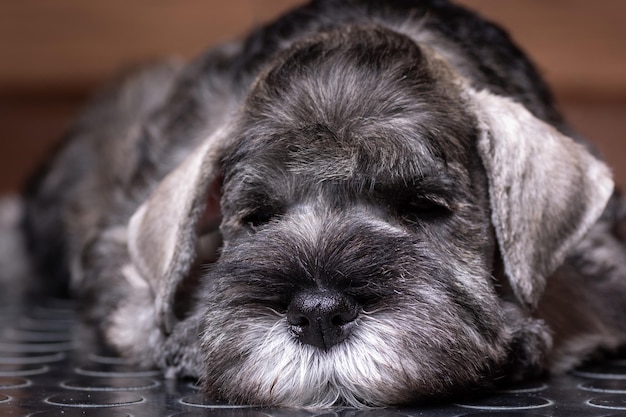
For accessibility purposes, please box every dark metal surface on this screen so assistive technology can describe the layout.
[1,296,626,417]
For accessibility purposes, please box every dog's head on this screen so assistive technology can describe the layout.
[126,26,613,407]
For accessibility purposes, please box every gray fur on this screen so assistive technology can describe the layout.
[10,0,626,409]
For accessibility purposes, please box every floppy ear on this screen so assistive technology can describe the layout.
[467,88,614,308]
[127,127,229,334]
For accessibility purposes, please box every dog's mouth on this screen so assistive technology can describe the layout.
[199,291,510,408]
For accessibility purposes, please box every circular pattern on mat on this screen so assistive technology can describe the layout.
[180,394,256,408]
[60,376,159,391]
[579,379,626,394]
[573,363,626,380]
[45,392,144,407]
[74,363,161,378]
[30,410,132,417]
[456,394,552,410]
[587,396,626,410]
[0,376,31,389]
[0,363,49,377]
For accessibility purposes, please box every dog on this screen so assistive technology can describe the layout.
[4,0,626,408]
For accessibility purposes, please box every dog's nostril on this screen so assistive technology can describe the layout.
[287,290,359,351]
[290,314,310,327]
[331,311,355,326]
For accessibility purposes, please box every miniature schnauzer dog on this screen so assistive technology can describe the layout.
[3,0,626,408]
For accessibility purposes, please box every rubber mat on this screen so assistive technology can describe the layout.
[1,295,626,417]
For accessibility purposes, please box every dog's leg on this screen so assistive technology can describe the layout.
[20,60,183,298]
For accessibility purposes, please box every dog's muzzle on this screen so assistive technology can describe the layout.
[287,289,359,350]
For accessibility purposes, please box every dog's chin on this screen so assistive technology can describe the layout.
[200,309,509,408]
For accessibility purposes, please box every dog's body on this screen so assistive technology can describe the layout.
[7,0,626,408]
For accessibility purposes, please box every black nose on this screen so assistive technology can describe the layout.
[287,290,359,351]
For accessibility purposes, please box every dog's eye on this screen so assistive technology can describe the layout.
[242,208,277,228]
[397,196,451,222]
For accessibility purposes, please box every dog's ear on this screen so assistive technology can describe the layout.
[467,88,613,308]
[127,127,228,334]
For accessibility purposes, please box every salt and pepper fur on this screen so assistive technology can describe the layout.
[8,0,626,408]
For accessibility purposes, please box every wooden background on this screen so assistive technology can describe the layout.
[1,0,625,192]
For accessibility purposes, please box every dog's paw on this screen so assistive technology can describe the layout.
[502,313,553,382]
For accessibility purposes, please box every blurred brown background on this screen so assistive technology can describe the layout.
[1,0,625,192]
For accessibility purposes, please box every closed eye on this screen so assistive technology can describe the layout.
[396,195,452,222]
[374,178,454,223]
[242,206,281,229]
